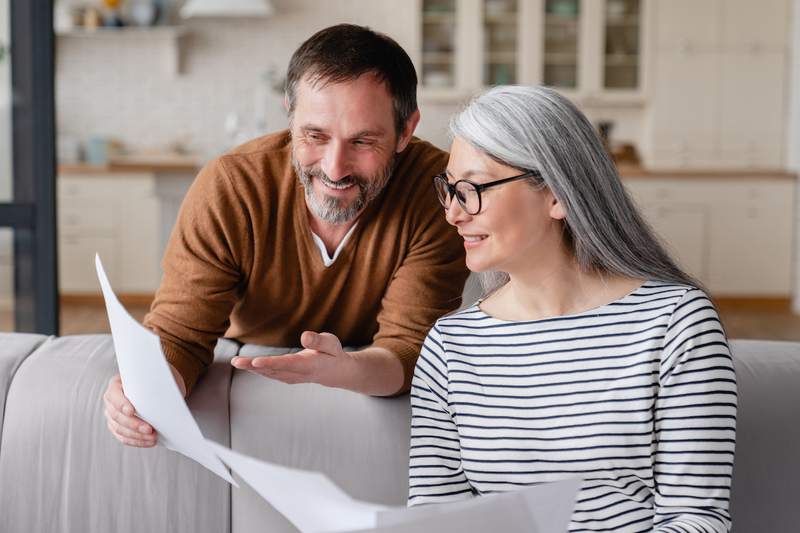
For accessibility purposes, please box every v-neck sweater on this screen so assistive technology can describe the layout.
[143,130,468,395]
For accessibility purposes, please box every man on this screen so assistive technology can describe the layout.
[103,24,468,447]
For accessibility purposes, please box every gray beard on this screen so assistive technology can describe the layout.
[293,154,395,225]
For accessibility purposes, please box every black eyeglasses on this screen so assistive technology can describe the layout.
[432,170,542,215]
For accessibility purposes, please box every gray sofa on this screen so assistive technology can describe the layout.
[0,333,798,532]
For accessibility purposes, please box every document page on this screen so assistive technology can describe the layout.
[208,438,579,533]
[95,254,236,485]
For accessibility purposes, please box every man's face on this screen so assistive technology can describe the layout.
[290,73,401,225]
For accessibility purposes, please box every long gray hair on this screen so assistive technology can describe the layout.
[450,85,699,295]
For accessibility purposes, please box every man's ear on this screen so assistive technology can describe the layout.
[283,93,290,113]
[396,109,421,153]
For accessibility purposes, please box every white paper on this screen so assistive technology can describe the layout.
[207,440,387,533]
[95,254,237,486]
[208,439,580,533]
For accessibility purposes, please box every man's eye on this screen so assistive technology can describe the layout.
[306,133,325,141]
[353,139,373,146]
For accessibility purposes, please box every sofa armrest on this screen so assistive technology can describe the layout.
[0,334,233,533]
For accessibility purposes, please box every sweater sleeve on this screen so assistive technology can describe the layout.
[652,289,737,532]
[370,173,469,394]
[143,157,252,395]
[408,325,474,506]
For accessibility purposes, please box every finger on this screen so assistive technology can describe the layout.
[105,405,153,435]
[108,417,157,442]
[106,376,136,416]
[107,421,157,447]
[251,353,313,373]
[301,331,342,355]
[230,356,255,369]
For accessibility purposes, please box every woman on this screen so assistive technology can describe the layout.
[409,86,736,533]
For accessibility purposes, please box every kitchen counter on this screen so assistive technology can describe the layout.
[59,154,202,175]
[616,164,795,180]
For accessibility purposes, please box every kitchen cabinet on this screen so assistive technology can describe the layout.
[416,0,649,102]
[58,173,162,294]
[624,175,794,296]
[645,0,790,169]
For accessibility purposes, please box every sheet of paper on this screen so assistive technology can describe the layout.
[207,440,387,533]
[373,477,581,533]
[95,254,236,486]
[208,439,580,533]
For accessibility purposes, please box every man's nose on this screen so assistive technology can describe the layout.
[320,141,351,182]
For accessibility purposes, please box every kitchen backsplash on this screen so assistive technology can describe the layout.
[55,0,643,160]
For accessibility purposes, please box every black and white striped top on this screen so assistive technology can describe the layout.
[409,282,737,532]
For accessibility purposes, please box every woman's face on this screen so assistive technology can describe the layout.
[443,137,566,274]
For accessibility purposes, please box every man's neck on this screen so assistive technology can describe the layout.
[306,210,360,256]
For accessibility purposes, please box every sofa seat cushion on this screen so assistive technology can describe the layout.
[729,339,800,532]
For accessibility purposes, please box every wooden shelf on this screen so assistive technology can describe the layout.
[56,26,188,76]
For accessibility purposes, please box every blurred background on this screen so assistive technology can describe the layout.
[1,0,799,340]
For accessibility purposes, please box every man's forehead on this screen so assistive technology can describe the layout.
[292,74,395,136]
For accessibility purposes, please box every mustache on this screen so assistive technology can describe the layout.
[304,167,365,191]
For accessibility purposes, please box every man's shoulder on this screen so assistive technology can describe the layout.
[398,136,449,175]
[200,130,294,190]
[225,129,293,157]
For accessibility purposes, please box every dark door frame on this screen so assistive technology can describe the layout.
[0,0,58,333]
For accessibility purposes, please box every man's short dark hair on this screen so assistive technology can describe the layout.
[286,24,418,135]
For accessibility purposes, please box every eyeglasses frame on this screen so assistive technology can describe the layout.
[432,170,542,215]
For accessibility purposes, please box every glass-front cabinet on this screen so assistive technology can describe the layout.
[417,0,646,101]
[421,0,458,89]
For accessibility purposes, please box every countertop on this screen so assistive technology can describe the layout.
[57,159,797,180]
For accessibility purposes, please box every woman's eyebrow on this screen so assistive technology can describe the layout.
[446,169,492,180]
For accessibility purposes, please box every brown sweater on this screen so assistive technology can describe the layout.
[143,131,468,395]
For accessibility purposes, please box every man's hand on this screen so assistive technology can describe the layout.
[230,331,356,388]
[230,331,405,395]
[102,364,186,448]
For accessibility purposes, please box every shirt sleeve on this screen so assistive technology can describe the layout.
[370,177,469,394]
[143,157,252,395]
[652,288,737,532]
[408,325,475,506]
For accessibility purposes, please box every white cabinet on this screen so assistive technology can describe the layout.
[625,176,795,296]
[645,0,791,169]
[417,0,648,102]
[58,173,162,294]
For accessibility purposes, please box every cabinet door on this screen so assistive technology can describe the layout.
[420,0,459,89]
[60,234,117,293]
[717,50,786,169]
[648,50,717,167]
[653,0,720,51]
[706,182,794,295]
[601,0,643,90]
[719,0,790,51]
[542,0,581,89]
[639,202,709,284]
[119,195,161,292]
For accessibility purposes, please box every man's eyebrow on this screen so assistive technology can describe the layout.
[299,125,326,133]
[351,129,386,138]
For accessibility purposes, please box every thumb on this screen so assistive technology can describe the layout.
[301,331,343,355]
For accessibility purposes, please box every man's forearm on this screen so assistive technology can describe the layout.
[346,346,406,396]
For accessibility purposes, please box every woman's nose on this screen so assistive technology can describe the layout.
[444,197,471,226]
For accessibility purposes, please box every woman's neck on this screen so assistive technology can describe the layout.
[481,257,644,321]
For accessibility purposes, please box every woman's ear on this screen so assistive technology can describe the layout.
[548,194,567,220]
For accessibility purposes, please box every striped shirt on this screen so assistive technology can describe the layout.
[409,282,737,532]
